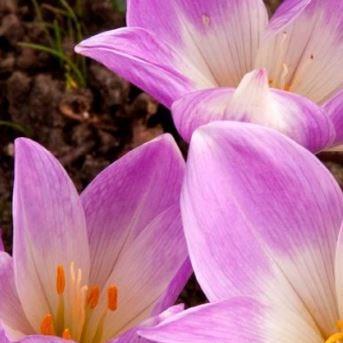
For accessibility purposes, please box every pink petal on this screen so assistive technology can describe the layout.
[183,122,343,337]
[75,28,194,108]
[257,0,343,104]
[128,0,268,88]
[323,89,343,149]
[172,69,334,151]
[139,298,322,343]
[81,134,189,340]
[0,252,33,340]
[13,139,90,332]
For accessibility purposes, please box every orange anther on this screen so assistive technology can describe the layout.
[62,328,72,339]
[40,314,55,336]
[56,265,66,295]
[87,285,100,309]
[107,285,118,311]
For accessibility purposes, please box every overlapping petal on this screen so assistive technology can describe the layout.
[81,134,189,341]
[256,0,343,104]
[0,253,33,340]
[139,298,322,343]
[324,90,343,149]
[172,69,334,151]
[111,305,185,343]
[13,138,90,332]
[128,0,268,88]
[183,122,343,336]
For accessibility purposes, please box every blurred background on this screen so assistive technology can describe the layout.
[0,0,342,306]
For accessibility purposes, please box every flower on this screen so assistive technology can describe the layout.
[0,135,190,343]
[75,0,342,151]
[137,121,343,342]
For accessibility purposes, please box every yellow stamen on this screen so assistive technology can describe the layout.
[325,333,343,343]
[62,328,72,339]
[87,286,100,309]
[107,285,118,311]
[40,314,55,336]
[56,265,66,295]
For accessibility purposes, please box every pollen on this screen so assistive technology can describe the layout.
[87,285,100,309]
[325,332,343,343]
[62,328,72,340]
[56,265,66,295]
[107,285,118,311]
[40,314,55,336]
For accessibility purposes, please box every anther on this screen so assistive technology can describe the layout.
[107,285,118,311]
[62,328,72,339]
[56,265,66,295]
[325,332,343,343]
[87,285,100,309]
[40,314,55,336]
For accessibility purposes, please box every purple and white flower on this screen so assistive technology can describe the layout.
[75,0,342,151]
[0,135,190,343]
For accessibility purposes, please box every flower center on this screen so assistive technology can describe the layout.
[265,31,315,93]
[325,321,343,343]
[39,263,118,343]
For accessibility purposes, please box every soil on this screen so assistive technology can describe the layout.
[0,0,342,309]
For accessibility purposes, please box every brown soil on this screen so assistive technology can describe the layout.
[0,0,341,309]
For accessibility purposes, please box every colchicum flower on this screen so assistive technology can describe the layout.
[137,122,343,342]
[75,0,342,152]
[0,135,190,343]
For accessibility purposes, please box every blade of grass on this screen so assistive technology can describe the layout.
[30,0,53,46]
[0,121,32,136]
[18,42,86,87]
[53,20,63,67]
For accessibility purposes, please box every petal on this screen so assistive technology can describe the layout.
[128,0,268,89]
[256,0,343,104]
[75,28,196,108]
[172,69,334,151]
[13,139,90,332]
[80,134,189,341]
[151,260,191,316]
[183,122,343,336]
[139,298,322,343]
[0,252,33,339]
[0,326,10,343]
[266,0,312,35]
[324,90,343,149]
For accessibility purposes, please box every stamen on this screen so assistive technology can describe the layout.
[62,328,72,339]
[325,333,343,343]
[87,286,100,309]
[56,265,66,295]
[107,285,118,311]
[40,314,55,336]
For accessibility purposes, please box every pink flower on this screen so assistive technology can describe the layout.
[75,0,342,152]
[0,135,190,343]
